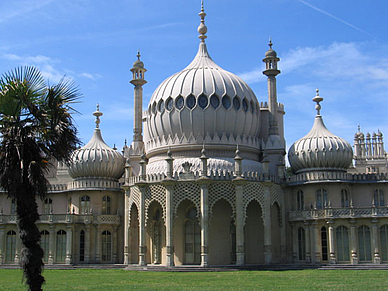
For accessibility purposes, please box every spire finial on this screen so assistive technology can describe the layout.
[312,88,323,116]
[268,38,273,49]
[93,104,103,128]
[358,124,361,132]
[137,50,141,60]
[198,0,207,43]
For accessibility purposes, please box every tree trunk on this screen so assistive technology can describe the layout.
[16,186,45,291]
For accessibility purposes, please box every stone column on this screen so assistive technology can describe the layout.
[313,222,321,264]
[85,225,90,264]
[95,225,101,263]
[280,196,287,262]
[349,220,358,264]
[48,225,55,265]
[199,178,210,267]
[372,219,381,264]
[138,184,147,266]
[234,178,246,266]
[164,182,175,267]
[263,185,272,264]
[304,221,311,263]
[65,226,73,265]
[124,189,130,265]
[0,226,4,264]
[327,221,336,264]
[113,226,118,263]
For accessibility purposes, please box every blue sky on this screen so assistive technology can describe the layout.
[1,0,388,153]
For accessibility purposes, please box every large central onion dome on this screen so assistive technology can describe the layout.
[68,107,125,189]
[288,90,353,174]
[143,7,261,156]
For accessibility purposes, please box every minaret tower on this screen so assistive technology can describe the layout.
[130,51,147,151]
[262,39,281,136]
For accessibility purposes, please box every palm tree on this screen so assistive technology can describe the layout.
[0,67,81,291]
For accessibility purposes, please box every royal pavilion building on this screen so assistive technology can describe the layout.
[1,5,388,267]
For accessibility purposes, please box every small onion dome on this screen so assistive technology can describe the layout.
[68,107,125,181]
[288,90,353,173]
[133,51,144,69]
[264,39,277,57]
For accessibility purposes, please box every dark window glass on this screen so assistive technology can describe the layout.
[250,101,254,113]
[186,94,196,109]
[166,98,173,111]
[222,95,231,109]
[158,100,165,112]
[210,94,220,109]
[198,94,208,109]
[233,97,240,110]
[176,96,184,110]
[242,99,248,112]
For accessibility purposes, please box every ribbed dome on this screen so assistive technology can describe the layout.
[288,115,353,174]
[69,112,125,181]
[144,42,261,154]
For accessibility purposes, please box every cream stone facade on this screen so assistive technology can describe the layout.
[1,5,388,267]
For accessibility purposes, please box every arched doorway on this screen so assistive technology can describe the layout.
[209,199,234,265]
[244,200,264,264]
[271,202,281,262]
[129,203,139,264]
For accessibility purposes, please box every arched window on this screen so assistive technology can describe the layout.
[6,230,16,263]
[44,198,53,214]
[296,190,304,211]
[316,188,328,209]
[56,230,67,263]
[79,230,85,262]
[341,189,349,208]
[321,227,328,261]
[298,227,306,261]
[380,225,388,261]
[336,226,350,262]
[80,196,90,214]
[358,225,372,262]
[102,196,111,215]
[184,207,200,264]
[373,189,384,206]
[40,230,50,263]
[11,199,16,215]
[102,231,112,262]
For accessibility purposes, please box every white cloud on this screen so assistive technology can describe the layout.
[0,0,55,24]
[79,72,102,80]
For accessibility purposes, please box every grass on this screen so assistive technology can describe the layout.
[0,269,387,290]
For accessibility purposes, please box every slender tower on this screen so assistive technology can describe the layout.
[130,51,147,151]
[262,39,281,136]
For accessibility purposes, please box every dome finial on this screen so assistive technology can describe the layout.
[93,104,103,129]
[268,37,273,49]
[137,50,141,60]
[312,88,323,116]
[198,0,207,43]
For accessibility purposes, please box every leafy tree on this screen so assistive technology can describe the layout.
[0,67,81,291]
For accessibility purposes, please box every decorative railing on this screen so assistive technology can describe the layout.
[287,172,388,184]
[289,207,388,221]
[125,171,280,186]
[0,214,120,225]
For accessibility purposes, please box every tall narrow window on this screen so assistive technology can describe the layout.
[296,190,304,211]
[80,196,90,214]
[56,230,67,263]
[298,227,306,261]
[6,230,16,263]
[44,198,53,214]
[341,189,349,208]
[102,231,112,262]
[79,230,85,262]
[358,225,372,262]
[316,188,328,209]
[152,209,161,264]
[321,227,328,261]
[336,226,350,261]
[373,189,384,206]
[184,207,201,264]
[380,225,388,261]
[11,199,16,215]
[40,230,50,263]
[102,196,111,215]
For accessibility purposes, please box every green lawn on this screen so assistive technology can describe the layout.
[0,269,387,290]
